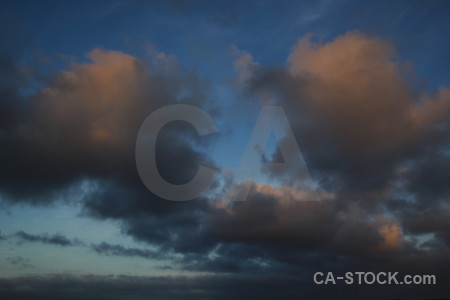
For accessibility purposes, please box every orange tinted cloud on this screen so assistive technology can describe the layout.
[287,31,450,156]
[378,223,404,251]
[23,49,151,148]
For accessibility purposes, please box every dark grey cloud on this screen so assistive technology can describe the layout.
[14,231,82,247]
[0,273,447,300]
[0,12,31,135]
[401,205,450,245]
[0,45,218,204]
[91,242,163,260]
[5,256,35,269]
[406,152,450,204]
[3,230,176,262]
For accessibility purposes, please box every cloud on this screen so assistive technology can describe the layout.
[208,182,407,255]
[230,45,260,88]
[241,31,450,194]
[91,242,164,260]
[5,256,35,269]
[14,231,82,247]
[286,31,450,153]
[401,205,450,246]
[0,273,447,300]
[405,152,450,203]
[3,230,174,262]
[218,30,450,277]
[0,46,218,204]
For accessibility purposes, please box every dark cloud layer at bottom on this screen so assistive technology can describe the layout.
[0,274,447,300]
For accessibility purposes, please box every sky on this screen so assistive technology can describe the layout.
[1,0,450,299]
